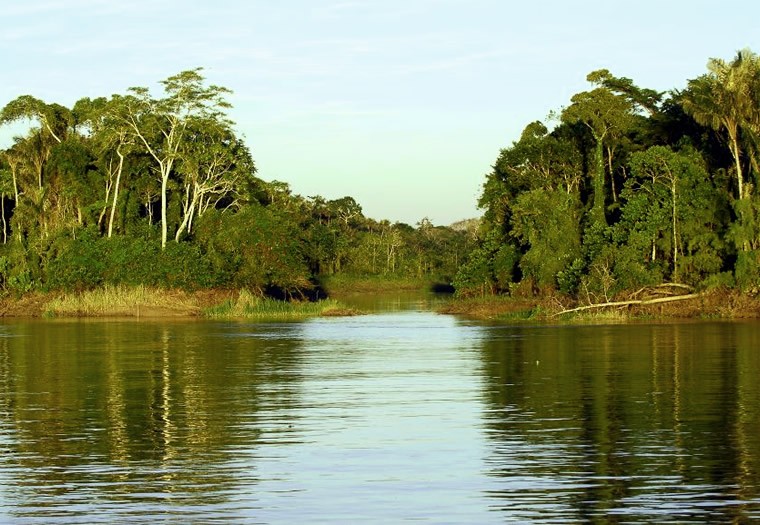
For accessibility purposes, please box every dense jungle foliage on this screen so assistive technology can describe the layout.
[6,49,760,303]
[454,48,760,301]
[0,69,472,296]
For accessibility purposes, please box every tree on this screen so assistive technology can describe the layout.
[681,75,742,193]
[111,68,233,249]
[586,69,663,116]
[1,95,72,144]
[175,120,255,241]
[511,188,582,289]
[617,145,723,284]
[74,96,134,237]
[561,85,635,226]
[679,50,760,255]
[727,50,760,186]
[329,196,363,228]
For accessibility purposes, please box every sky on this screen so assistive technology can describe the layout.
[2,0,760,226]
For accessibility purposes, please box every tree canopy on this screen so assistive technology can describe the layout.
[0,70,471,296]
[456,48,760,299]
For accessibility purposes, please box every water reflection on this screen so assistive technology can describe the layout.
[2,316,760,523]
[0,319,307,522]
[478,322,760,522]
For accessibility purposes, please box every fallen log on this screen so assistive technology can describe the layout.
[555,293,704,316]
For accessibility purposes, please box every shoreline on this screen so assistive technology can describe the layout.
[3,285,760,322]
[0,287,360,320]
[438,288,760,321]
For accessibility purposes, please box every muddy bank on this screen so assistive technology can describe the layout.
[439,289,760,321]
[0,289,236,318]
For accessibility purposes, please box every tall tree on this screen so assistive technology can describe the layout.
[1,95,72,144]
[561,86,635,226]
[618,145,722,284]
[175,120,254,241]
[73,96,134,237]
[680,56,746,200]
[111,68,233,248]
[729,49,760,185]
[586,69,663,116]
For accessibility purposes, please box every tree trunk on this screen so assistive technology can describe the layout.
[592,137,607,226]
[161,171,169,249]
[607,144,617,203]
[728,125,744,200]
[175,184,198,242]
[555,293,704,316]
[1,195,6,244]
[107,149,125,238]
[672,178,678,281]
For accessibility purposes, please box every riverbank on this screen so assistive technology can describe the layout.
[0,276,438,319]
[0,286,360,319]
[6,283,758,321]
[439,288,760,321]
[317,275,438,295]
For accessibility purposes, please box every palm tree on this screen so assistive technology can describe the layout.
[681,69,745,199]
[730,49,760,184]
[680,49,760,201]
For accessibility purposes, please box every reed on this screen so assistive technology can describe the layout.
[43,285,201,317]
[204,289,358,320]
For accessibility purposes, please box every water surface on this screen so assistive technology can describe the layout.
[1,302,760,523]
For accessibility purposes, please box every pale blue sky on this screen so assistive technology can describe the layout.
[2,0,759,225]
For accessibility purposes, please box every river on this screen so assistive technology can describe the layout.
[1,295,760,523]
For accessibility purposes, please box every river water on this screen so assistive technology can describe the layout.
[1,295,760,523]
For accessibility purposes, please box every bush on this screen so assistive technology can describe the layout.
[735,250,760,291]
[43,229,220,291]
[195,206,311,294]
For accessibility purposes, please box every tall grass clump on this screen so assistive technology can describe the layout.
[44,285,201,317]
[205,288,356,320]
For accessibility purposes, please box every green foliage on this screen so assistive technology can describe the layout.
[615,145,725,285]
[735,250,760,291]
[452,229,510,297]
[511,188,582,290]
[41,228,219,291]
[195,206,310,293]
[0,255,34,293]
[453,246,495,297]
[4,54,760,302]
[492,243,520,289]
[0,69,473,299]
[556,258,585,295]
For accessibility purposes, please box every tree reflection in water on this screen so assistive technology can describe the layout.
[478,322,760,523]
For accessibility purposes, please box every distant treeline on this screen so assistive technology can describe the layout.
[454,49,760,300]
[0,68,473,296]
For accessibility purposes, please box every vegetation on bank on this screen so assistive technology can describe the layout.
[204,289,359,320]
[43,284,203,317]
[6,49,760,319]
[16,286,359,319]
[440,288,760,321]
[0,69,473,304]
[454,48,760,309]
[318,274,436,295]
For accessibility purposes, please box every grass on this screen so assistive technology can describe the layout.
[43,285,202,317]
[203,289,360,320]
[319,274,432,294]
[42,286,360,320]
[437,295,540,320]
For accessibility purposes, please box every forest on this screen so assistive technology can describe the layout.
[3,49,760,308]
[0,69,472,299]
[454,48,760,305]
